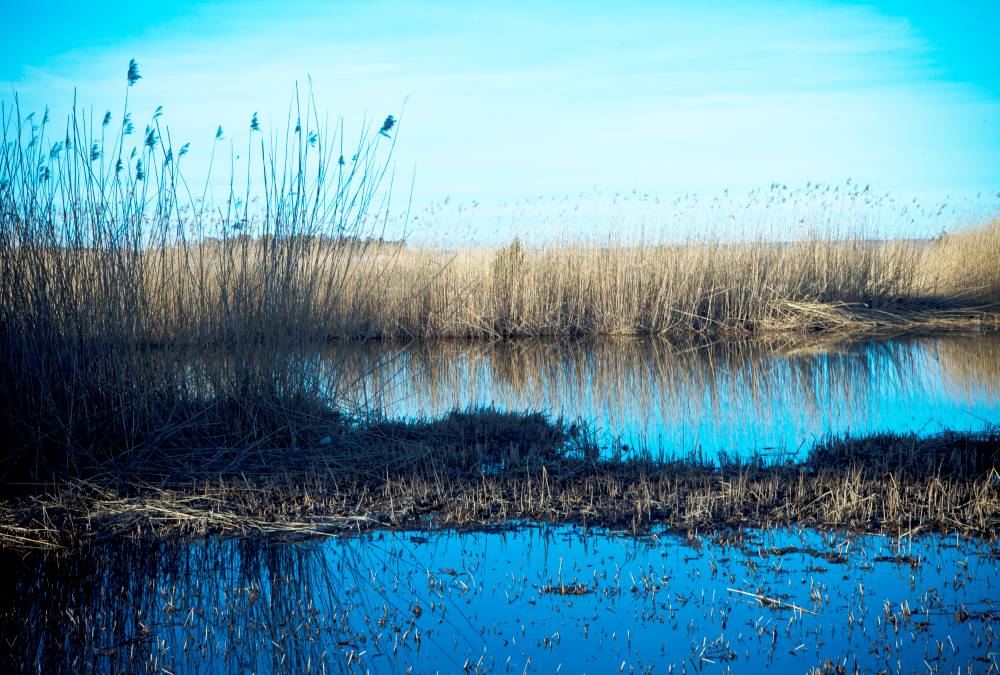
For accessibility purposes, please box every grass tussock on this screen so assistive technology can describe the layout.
[1,412,996,549]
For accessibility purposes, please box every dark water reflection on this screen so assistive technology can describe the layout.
[2,527,996,673]
[326,333,1000,459]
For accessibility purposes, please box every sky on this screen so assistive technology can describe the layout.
[2,0,998,241]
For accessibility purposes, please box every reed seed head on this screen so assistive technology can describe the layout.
[127,58,142,86]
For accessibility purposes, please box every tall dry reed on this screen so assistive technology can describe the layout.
[316,225,1000,339]
[0,64,398,479]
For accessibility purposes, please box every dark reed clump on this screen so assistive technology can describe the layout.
[0,63,399,482]
[806,430,1000,479]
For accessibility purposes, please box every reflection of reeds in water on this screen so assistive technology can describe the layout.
[323,335,1000,454]
[0,538,368,673]
[3,526,997,673]
[935,333,1000,398]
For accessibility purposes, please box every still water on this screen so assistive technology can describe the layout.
[3,526,996,673]
[326,333,1000,459]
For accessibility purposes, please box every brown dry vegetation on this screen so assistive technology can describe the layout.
[10,222,998,346]
[1,413,996,549]
[331,223,1000,339]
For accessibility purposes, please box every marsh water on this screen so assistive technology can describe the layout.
[6,333,999,673]
[328,332,1000,460]
[3,526,997,673]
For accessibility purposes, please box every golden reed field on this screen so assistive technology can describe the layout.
[5,218,1000,345]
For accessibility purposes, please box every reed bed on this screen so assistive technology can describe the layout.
[329,227,1000,339]
[0,67,402,479]
[14,225,997,345]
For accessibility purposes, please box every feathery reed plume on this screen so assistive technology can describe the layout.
[379,114,396,137]
[126,58,141,86]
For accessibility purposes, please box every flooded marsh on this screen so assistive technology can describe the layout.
[2,333,998,548]
[3,526,997,673]
[4,294,997,673]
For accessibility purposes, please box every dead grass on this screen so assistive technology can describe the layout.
[1,417,995,550]
[320,225,1000,339]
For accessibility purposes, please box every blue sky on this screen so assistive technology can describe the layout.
[2,1,998,240]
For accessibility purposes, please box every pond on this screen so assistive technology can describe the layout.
[3,526,996,673]
[327,333,1000,460]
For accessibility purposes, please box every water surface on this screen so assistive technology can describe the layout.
[3,526,996,673]
[327,333,1000,459]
